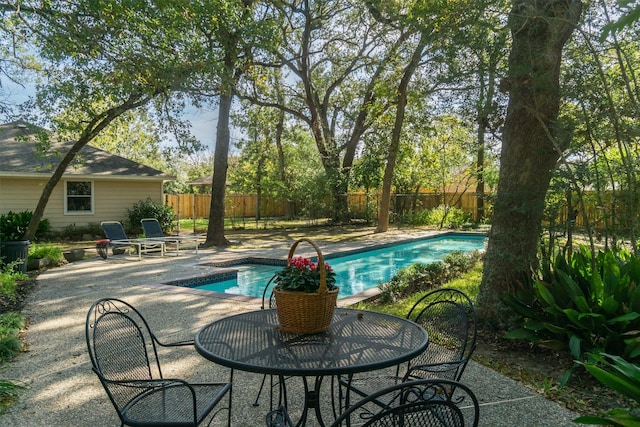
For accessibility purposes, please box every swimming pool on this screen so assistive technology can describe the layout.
[192,234,486,299]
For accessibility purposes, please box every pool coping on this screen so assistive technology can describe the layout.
[148,230,487,306]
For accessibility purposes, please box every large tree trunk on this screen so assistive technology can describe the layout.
[273,90,294,219]
[477,0,582,327]
[376,33,428,233]
[205,91,232,247]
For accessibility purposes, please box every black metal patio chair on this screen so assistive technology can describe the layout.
[340,288,477,410]
[85,298,232,426]
[253,274,285,408]
[141,218,200,255]
[101,221,165,260]
[332,379,479,427]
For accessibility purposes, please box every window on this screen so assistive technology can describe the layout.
[65,181,93,214]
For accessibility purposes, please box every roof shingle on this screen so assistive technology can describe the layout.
[0,120,173,180]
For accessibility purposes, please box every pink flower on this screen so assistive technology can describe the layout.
[276,255,337,292]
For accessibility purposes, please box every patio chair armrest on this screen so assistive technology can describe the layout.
[94,369,195,395]
[110,377,192,389]
[404,359,468,380]
[147,330,195,348]
[159,339,195,348]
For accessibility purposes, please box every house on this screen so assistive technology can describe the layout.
[0,120,174,231]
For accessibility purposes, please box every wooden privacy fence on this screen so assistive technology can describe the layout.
[347,193,480,219]
[165,194,287,220]
[165,192,484,221]
[165,191,626,231]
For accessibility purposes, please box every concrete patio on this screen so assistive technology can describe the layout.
[0,231,587,426]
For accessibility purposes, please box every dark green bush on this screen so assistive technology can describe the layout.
[0,211,50,241]
[59,222,102,240]
[0,378,25,407]
[0,313,24,363]
[574,352,640,425]
[0,266,26,301]
[379,250,482,303]
[396,209,432,226]
[126,198,175,235]
[426,206,472,229]
[504,246,640,363]
[395,206,472,228]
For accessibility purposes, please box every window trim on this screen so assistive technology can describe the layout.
[64,180,94,215]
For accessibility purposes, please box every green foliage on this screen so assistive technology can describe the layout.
[601,2,640,40]
[0,211,50,241]
[0,313,24,363]
[378,250,482,303]
[397,209,432,226]
[274,256,337,293]
[126,198,175,235]
[504,246,640,363]
[574,353,640,426]
[91,109,167,171]
[0,266,27,301]
[28,243,63,266]
[395,206,472,228]
[0,378,25,410]
[427,206,472,229]
[356,259,483,320]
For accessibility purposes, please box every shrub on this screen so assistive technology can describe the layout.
[0,266,27,301]
[0,378,24,408]
[59,222,102,240]
[574,353,640,426]
[28,243,64,266]
[0,211,50,241]
[378,250,482,303]
[426,205,472,229]
[504,246,640,364]
[0,313,24,363]
[396,209,432,226]
[126,198,175,235]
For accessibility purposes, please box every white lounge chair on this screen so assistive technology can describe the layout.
[141,218,199,255]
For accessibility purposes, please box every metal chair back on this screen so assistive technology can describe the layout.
[140,218,165,238]
[405,288,477,382]
[331,379,479,427]
[100,221,130,241]
[86,298,232,426]
[86,299,164,420]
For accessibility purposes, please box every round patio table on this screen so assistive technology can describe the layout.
[195,308,428,426]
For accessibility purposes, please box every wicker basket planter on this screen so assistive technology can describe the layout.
[274,238,338,334]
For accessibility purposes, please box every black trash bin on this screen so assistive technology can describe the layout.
[0,240,30,273]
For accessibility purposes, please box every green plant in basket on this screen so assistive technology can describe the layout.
[275,256,337,293]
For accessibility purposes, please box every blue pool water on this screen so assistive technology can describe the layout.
[195,234,486,299]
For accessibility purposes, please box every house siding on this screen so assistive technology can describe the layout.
[0,176,163,230]
[0,177,51,214]
[93,180,163,225]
